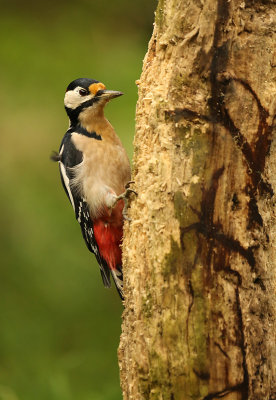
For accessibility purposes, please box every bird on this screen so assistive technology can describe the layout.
[51,78,132,299]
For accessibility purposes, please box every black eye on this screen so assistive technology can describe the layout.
[79,88,88,96]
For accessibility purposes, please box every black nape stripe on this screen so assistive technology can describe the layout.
[68,124,102,140]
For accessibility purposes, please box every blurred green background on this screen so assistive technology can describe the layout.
[0,1,156,399]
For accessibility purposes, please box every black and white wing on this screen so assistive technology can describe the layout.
[56,131,111,288]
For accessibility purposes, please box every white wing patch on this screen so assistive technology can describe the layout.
[59,163,75,212]
[58,143,76,211]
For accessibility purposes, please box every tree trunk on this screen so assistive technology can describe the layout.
[119,1,276,399]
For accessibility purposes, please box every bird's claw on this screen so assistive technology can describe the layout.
[125,181,135,190]
[114,183,137,221]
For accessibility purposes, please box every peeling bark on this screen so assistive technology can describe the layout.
[119,1,276,399]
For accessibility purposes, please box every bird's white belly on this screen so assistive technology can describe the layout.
[71,158,124,218]
[70,131,131,217]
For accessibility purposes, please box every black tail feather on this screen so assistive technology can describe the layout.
[110,267,124,300]
[100,268,111,288]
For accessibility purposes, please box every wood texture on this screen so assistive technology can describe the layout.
[119,1,276,399]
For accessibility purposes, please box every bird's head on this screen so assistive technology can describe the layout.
[64,78,123,126]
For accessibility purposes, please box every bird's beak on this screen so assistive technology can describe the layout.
[96,90,124,100]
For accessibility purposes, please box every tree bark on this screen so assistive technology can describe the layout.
[119,1,276,399]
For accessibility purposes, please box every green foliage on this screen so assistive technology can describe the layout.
[0,1,156,399]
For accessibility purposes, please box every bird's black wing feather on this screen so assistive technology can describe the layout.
[58,131,111,288]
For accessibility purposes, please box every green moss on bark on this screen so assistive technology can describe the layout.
[155,0,166,29]
[156,120,211,398]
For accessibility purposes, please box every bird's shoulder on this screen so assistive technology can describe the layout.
[59,124,102,165]
[59,130,82,169]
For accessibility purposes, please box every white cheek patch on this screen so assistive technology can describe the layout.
[64,87,93,109]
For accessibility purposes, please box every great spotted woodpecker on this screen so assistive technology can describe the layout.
[52,78,132,299]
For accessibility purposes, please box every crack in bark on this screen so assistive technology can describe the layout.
[246,185,264,228]
[214,342,230,360]
[186,279,195,356]
[223,267,242,287]
[181,221,256,269]
[202,383,244,400]
[231,193,240,211]
[193,368,210,381]
[253,276,266,291]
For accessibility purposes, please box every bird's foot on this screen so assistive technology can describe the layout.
[125,180,135,190]
[113,182,137,221]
